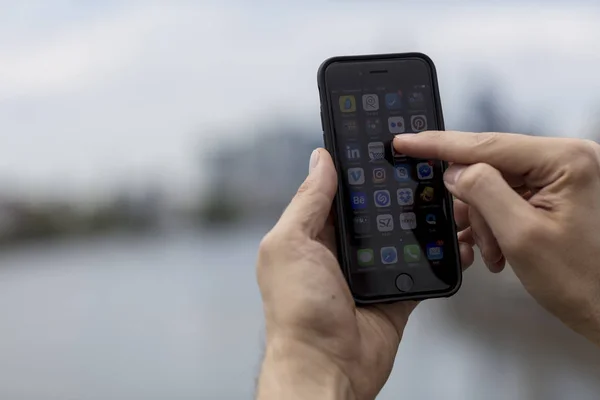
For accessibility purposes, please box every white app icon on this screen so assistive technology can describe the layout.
[411,115,427,132]
[400,212,417,230]
[388,117,405,133]
[373,190,391,208]
[376,214,394,232]
[397,188,414,206]
[368,142,385,161]
[362,94,379,111]
[347,168,365,185]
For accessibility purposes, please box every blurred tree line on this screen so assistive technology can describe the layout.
[0,191,163,247]
[2,86,593,245]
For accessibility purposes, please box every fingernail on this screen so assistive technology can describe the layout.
[394,133,417,140]
[444,164,466,185]
[487,260,502,274]
[309,149,320,174]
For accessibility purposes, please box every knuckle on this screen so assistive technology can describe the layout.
[474,132,501,149]
[258,227,301,262]
[423,130,443,140]
[258,231,278,261]
[564,139,600,178]
[295,176,315,198]
[457,163,499,193]
[256,229,288,281]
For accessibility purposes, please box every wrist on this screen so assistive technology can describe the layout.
[256,336,355,400]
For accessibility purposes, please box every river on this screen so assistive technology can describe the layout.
[0,227,598,399]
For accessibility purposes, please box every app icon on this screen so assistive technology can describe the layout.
[357,249,375,266]
[411,115,427,132]
[372,167,386,184]
[368,142,385,162]
[362,94,379,111]
[347,168,365,185]
[381,247,398,265]
[426,213,437,225]
[365,118,381,135]
[388,117,405,134]
[403,244,421,263]
[374,190,391,208]
[346,144,361,160]
[394,164,411,182]
[408,92,425,109]
[339,95,356,112]
[399,212,417,230]
[376,214,394,232]
[341,120,358,136]
[397,188,414,206]
[420,186,435,202]
[416,162,434,180]
[353,215,371,234]
[350,192,367,209]
[385,92,403,110]
[426,241,444,260]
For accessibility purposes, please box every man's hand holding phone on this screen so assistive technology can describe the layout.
[256,131,600,400]
[255,51,600,400]
[255,149,475,400]
[394,131,600,346]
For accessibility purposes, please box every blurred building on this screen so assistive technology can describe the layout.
[204,128,321,222]
[0,199,16,238]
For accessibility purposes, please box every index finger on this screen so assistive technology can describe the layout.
[393,131,564,186]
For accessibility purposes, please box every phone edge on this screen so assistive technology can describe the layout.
[317,52,463,304]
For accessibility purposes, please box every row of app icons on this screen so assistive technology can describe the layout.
[347,162,434,185]
[341,115,427,135]
[353,187,436,208]
[339,91,425,113]
[357,241,444,266]
[345,140,430,162]
[354,211,438,233]
[351,187,436,209]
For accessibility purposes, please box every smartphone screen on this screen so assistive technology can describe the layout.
[320,55,461,302]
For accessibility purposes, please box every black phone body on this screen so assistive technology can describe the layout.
[317,53,462,304]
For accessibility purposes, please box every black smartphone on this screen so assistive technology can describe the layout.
[317,53,461,303]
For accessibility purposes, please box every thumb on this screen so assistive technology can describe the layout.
[444,163,537,246]
[276,148,337,238]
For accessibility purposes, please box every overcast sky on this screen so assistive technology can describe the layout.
[1,1,599,201]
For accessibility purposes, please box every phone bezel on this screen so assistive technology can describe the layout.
[317,52,462,304]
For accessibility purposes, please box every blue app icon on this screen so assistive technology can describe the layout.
[373,190,391,208]
[426,213,437,225]
[394,164,411,182]
[380,246,398,265]
[351,192,367,210]
[385,92,402,110]
[417,162,434,180]
[426,242,444,260]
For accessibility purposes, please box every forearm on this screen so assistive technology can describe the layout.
[256,337,356,400]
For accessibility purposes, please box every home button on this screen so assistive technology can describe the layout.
[395,274,413,292]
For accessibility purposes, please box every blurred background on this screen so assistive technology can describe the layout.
[1,1,600,399]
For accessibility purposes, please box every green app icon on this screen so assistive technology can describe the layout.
[403,245,421,263]
[357,249,374,266]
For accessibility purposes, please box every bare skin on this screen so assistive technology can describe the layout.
[256,131,600,400]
